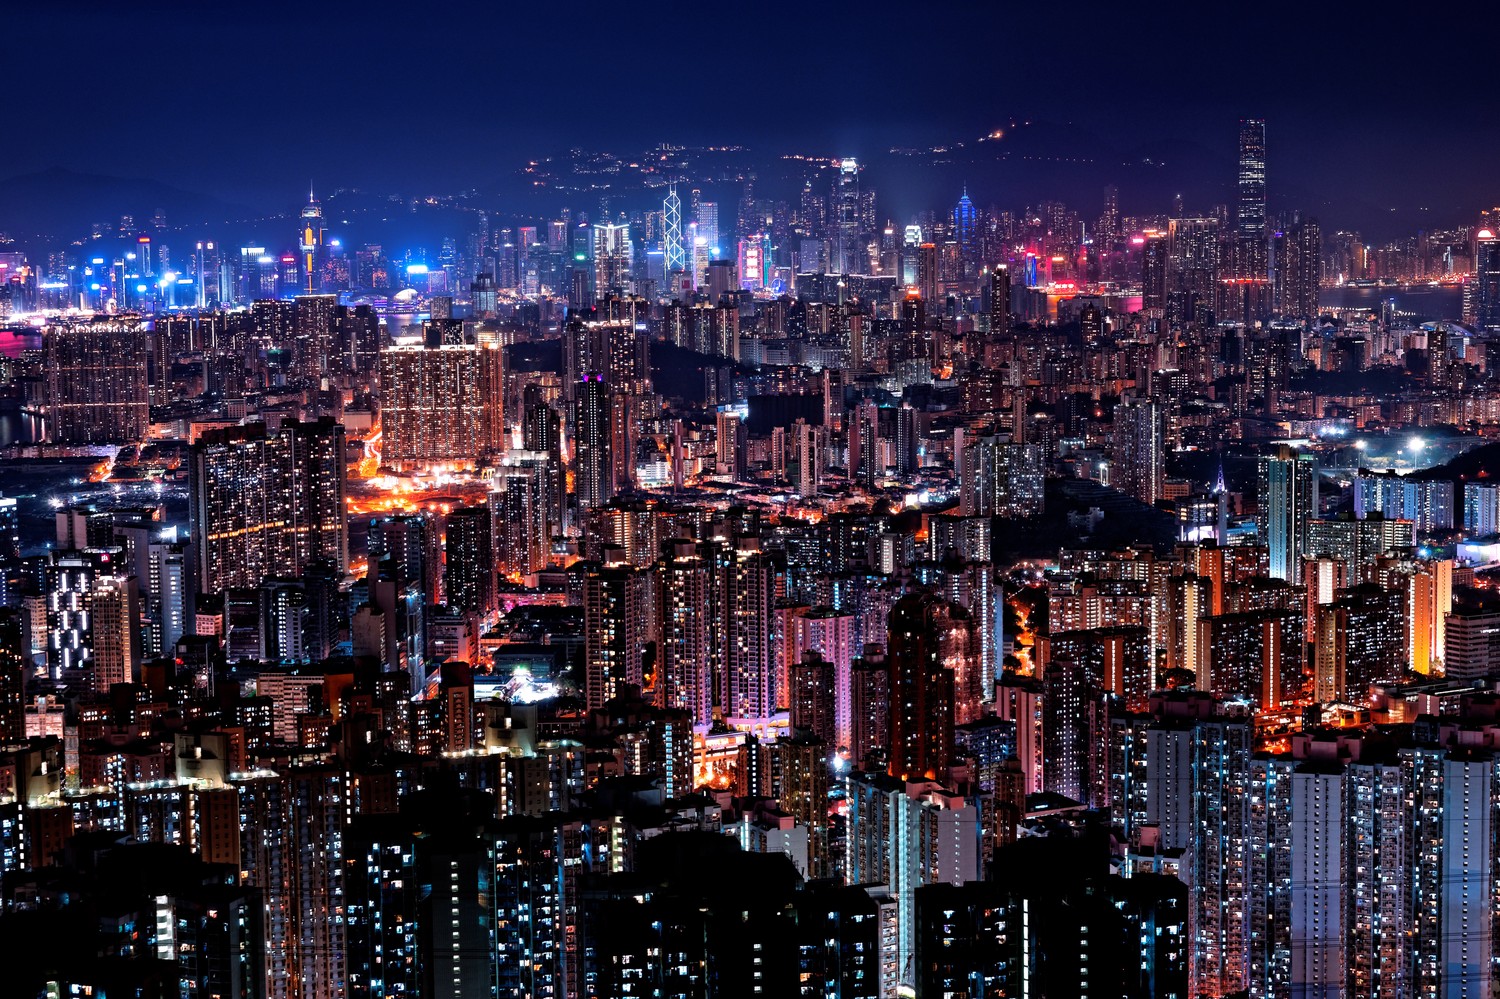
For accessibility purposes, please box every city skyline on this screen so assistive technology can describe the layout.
[4,4,1500,997]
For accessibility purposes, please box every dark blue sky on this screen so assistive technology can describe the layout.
[6,1,1494,236]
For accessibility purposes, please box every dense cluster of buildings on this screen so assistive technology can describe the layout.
[1,121,1500,997]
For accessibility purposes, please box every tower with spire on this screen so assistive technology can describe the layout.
[299,187,324,295]
[953,187,977,278]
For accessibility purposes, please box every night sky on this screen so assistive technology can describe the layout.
[7,1,1494,236]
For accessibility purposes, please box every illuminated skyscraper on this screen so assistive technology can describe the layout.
[658,541,714,724]
[444,505,493,614]
[1142,231,1167,314]
[663,184,685,275]
[988,265,1010,335]
[582,560,655,710]
[43,317,150,444]
[1112,399,1163,506]
[378,343,504,471]
[299,189,324,295]
[1237,119,1267,250]
[833,158,861,274]
[592,223,633,299]
[189,419,348,594]
[1259,446,1319,582]
[575,375,615,512]
[952,188,976,274]
[886,592,976,782]
[1473,226,1500,332]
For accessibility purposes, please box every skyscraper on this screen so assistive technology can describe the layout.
[1142,231,1167,314]
[1473,226,1500,332]
[582,560,655,710]
[663,183,687,280]
[189,419,348,594]
[299,190,324,294]
[444,505,493,614]
[1237,119,1267,247]
[988,264,1010,335]
[574,375,615,512]
[887,592,976,782]
[1113,400,1163,506]
[43,317,150,444]
[378,343,504,470]
[1260,446,1319,582]
[833,158,861,274]
[592,223,633,299]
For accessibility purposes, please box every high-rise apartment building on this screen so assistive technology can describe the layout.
[189,419,348,594]
[43,317,150,443]
[378,343,504,470]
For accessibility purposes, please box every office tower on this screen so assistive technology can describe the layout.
[574,375,614,512]
[378,343,504,470]
[189,419,348,594]
[832,159,861,274]
[887,592,979,782]
[723,541,777,720]
[43,317,150,443]
[1142,231,1167,314]
[444,505,493,614]
[1219,119,1272,323]
[299,190,324,294]
[1113,400,1163,505]
[663,184,685,277]
[1260,446,1319,582]
[658,541,714,724]
[915,244,938,303]
[583,560,654,710]
[493,456,552,577]
[705,257,737,304]
[592,222,633,299]
[1237,119,1268,263]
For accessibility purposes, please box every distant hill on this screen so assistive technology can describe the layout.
[1410,442,1500,485]
[0,167,253,246]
